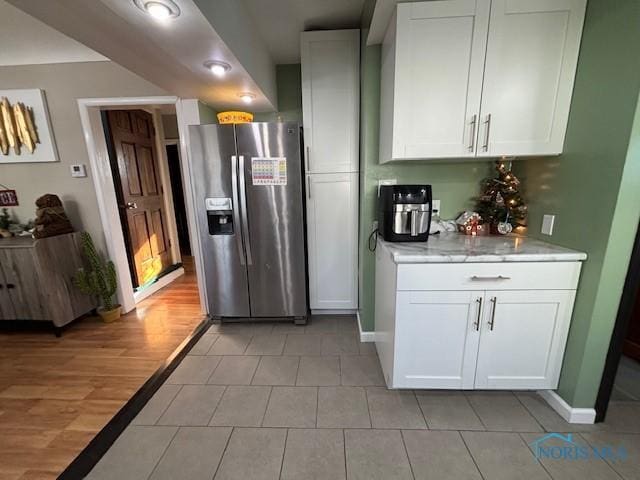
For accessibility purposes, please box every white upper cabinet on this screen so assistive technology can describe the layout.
[301,30,360,173]
[380,0,586,162]
[478,0,587,157]
[381,0,490,161]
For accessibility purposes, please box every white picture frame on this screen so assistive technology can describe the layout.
[0,88,59,164]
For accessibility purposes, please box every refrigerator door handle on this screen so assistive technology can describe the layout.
[238,155,253,265]
[231,155,246,266]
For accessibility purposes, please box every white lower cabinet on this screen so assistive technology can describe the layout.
[474,290,575,389]
[395,290,482,389]
[306,172,358,310]
[375,247,580,390]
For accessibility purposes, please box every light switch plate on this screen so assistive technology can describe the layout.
[377,178,397,196]
[70,164,87,178]
[542,214,555,236]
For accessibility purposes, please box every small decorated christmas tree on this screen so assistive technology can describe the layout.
[475,161,527,233]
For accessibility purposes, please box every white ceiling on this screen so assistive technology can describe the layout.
[242,0,366,64]
[3,0,366,110]
[0,0,107,66]
[6,0,276,111]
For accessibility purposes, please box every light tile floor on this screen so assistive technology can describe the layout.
[613,355,640,401]
[87,316,640,480]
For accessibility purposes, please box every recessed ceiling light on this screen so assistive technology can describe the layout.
[238,93,256,104]
[204,60,232,77]
[134,0,180,20]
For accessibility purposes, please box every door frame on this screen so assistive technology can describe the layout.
[595,220,640,421]
[77,96,206,314]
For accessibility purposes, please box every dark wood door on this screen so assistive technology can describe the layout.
[106,110,171,287]
[623,288,640,361]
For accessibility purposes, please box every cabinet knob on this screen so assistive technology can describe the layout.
[6,283,15,289]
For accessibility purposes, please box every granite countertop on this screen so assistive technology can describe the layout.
[380,233,587,263]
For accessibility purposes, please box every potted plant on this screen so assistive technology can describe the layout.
[74,232,121,322]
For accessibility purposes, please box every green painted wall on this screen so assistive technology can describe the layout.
[514,0,640,408]
[358,32,492,331]
[254,64,303,123]
[198,101,218,124]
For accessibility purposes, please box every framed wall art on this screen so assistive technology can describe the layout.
[0,89,59,164]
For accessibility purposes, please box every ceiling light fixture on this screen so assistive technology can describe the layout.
[204,60,232,77]
[134,0,180,20]
[238,93,256,104]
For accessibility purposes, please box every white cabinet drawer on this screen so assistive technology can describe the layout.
[397,262,581,291]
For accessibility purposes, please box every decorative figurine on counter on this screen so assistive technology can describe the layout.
[456,211,486,236]
[33,194,74,239]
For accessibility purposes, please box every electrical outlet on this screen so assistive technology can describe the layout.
[377,178,397,196]
[542,214,555,235]
[372,220,379,231]
[432,199,441,215]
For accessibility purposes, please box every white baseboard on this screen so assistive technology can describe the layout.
[537,390,596,424]
[311,309,358,315]
[133,267,185,304]
[357,311,376,343]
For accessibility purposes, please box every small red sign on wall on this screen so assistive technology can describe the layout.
[0,190,18,207]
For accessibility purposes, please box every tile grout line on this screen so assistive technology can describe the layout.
[206,385,228,426]
[412,390,430,430]
[261,385,275,427]
[461,393,486,431]
[516,432,555,480]
[204,333,222,355]
[464,392,489,430]
[364,386,374,428]
[293,355,301,387]
[572,433,625,480]
[514,392,546,432]
[204,355,224,384]
[248,356,261,385]
[150,384,182,426]
[399,429,417,480]
[342,428,348,479]
[211,426,234,480]
[279,427,289,479]
[458,430,487,480]
[315,386,320,428]
[143,424,180,480]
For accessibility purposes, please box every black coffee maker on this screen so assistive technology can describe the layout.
[378,185,432,242]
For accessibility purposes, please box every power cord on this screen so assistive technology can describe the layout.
[368,228,379,252]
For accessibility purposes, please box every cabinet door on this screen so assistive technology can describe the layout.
[0,261,16,320]
[301,30,360,173]
[394,290,484,389]
[477,0,586,157]
[390,0,490,160]
[0,249,47,320]
[306,173,358,310]
[475,290,575,389]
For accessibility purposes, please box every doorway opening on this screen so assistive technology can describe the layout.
[596,220,640,421]
[100,105,193,302]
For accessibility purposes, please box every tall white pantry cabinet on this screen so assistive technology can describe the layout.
[301,29,360,312]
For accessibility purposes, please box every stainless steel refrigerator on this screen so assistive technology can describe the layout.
[189,123,307,321]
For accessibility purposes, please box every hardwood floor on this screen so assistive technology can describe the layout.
[0,262,203,480]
